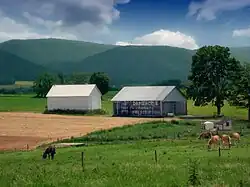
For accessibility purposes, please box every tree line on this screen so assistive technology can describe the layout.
[33,72,110,98]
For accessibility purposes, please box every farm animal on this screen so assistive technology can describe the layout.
[229,132,240,145]
[207,135,220,150]
[220,134,232,149]
[42,145,56,160]
[198,130,217,139]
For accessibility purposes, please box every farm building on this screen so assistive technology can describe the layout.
[46,84,102,111]
[111,86,187,117]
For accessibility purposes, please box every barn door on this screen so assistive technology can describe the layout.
[171,102,176,114]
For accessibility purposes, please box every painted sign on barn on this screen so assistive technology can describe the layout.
[117,101,161,116]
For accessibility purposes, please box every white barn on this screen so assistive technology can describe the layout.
[111,86,187,117]
[46,84,102,111]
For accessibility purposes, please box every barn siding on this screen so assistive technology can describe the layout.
[163,88,186,102]
[90,87,102,109]
[114,101,161,117]
[162,101,187,115]
[47,96,90,111]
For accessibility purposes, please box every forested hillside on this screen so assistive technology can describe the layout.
[0,39,249,86]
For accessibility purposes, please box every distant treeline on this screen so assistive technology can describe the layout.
[0,73,186,95]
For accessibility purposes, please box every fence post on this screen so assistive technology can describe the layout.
[154,150,158,164]
[81,152,84,171]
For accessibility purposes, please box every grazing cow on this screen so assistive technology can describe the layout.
[229,132,240,145]
[220,134,232,149]
[42,145,56,160]
[207,135,220,150]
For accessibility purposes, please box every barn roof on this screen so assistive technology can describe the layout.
[111,86,176,101]
[46,84,100,97]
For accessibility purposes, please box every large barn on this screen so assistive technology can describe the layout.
[46,84,102,111]
[111,86,187,117]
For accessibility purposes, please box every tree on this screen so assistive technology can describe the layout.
[33,73,56,98]
[57,72,65,84]
[66,72,90,84]
[188,45,241,115]
[227,62,250,120]
[89,72,110,95]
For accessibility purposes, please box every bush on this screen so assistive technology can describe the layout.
[170,120,179,124]
[43,109,107,115]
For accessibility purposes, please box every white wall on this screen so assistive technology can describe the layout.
[47,96,91,111]
[163,88,186,102]
[90,87,102,109]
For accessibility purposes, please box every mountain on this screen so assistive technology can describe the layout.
[69,46,194,86]
[230,47,250,63]
[0,38,249,86]
[0,39,114,66]
[0,50,49,81]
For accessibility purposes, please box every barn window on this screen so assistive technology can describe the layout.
[226,121,229,126]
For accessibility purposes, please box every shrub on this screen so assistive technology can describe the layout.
[43,109,107,115]
[170,120,179,124]
[187,159,201,186]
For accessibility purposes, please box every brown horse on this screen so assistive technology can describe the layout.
[42,145,56,160]
[207,135,220,150]
[220,134,232,149]
[198,130,217,139]
[229,132,240,145]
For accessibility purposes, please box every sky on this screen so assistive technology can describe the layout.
[0,0,250,49]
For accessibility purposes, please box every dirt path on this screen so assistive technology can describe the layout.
[0,112,177,150]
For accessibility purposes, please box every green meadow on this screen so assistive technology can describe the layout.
[1,120,250,186]
[0,91,247,119]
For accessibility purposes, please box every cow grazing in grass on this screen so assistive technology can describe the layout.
[207,135,220,150]
[42,145,56,160]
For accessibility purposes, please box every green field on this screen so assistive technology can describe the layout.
[0,91,248,119]
[1,121,250,186]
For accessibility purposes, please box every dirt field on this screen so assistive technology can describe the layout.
[0,112,174,151]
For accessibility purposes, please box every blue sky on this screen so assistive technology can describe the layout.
[0,0,249,49]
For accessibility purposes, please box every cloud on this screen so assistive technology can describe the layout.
[115,29,199,50]
[0,0,129,42]
[233,27,250,37]
[187,0,250,20]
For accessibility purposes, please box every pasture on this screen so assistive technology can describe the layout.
[0,91,248,119]
[1,120,250,186]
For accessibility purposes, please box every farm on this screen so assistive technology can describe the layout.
[1,120,250,186]
[0,84,250,186]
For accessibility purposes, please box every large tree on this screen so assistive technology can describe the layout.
[188,45,241,115]
[89,72,110,95]
[33,73,56,98]
[227,62,250,120]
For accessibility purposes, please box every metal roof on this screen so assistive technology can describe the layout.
[46,84,99,97]
[111,86,176,101]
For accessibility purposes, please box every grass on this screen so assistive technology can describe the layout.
[60,120,250,144]
[1,120,250,186]
[0,91,248,119]
[62,120,200,143]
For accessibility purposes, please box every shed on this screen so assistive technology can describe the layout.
[214,119,232,131]
[46,84,102,111]
[111,86,187,117]
[202,121,215,131]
